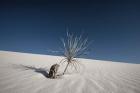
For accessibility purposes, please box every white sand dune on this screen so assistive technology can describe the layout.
[0,50,140,93]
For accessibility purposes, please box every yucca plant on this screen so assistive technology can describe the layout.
[60,32,89,75]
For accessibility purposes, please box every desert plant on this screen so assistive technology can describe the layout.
[60,32,89,75]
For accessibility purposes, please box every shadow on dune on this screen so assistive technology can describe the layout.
[12,64,49,78]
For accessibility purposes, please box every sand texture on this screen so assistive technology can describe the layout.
[0,51,140,93]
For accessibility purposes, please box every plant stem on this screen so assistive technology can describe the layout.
[63,62,70,75]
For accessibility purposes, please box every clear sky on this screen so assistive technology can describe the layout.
[0,0,140,63]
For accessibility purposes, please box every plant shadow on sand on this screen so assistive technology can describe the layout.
[12,64,50,78]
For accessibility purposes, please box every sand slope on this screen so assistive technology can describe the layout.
[0,51,140,93]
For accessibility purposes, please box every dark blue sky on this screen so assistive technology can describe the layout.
[0,0,140,63]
